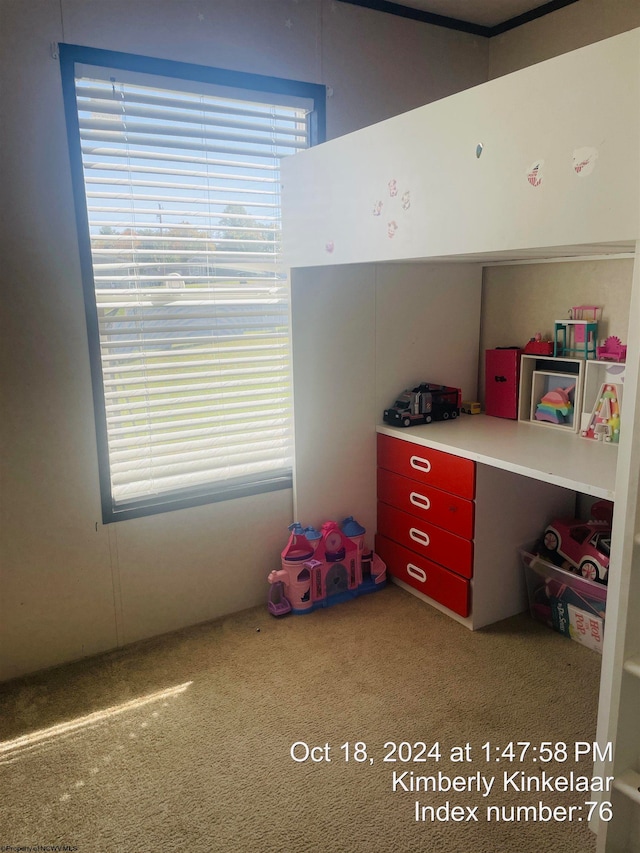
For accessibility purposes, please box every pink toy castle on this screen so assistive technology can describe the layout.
[267,517,387,615]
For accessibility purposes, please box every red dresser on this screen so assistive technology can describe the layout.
[375,432,475,617]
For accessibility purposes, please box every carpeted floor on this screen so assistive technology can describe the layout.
[0,583,602,852]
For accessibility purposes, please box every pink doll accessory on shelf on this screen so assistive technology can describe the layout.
[596,336,627,363]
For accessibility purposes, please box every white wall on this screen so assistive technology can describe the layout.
[291,262,482,535]
[0,0,488,681]
[290,264,378,533]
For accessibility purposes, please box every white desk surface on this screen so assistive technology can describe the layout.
[377,414,617,500]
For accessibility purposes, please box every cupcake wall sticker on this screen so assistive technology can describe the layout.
[573,147,598,177]
[372,178,411,239]
[527,160,544,187]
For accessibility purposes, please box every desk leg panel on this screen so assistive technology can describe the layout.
[471,464,576,629]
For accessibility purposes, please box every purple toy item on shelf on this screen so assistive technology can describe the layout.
[267,517,386,615]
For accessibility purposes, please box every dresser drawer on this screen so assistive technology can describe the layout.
[377,433,475,499]
[377,467,474,539]
[377,501,473,578]
[375,534,470,617]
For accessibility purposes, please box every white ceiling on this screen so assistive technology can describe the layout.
[380,1,569,29]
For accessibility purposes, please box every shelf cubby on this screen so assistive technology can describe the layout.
[518,355,584,432]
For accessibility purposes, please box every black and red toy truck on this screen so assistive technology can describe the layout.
[383,383,462,427]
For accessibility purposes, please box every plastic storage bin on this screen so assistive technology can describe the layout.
[521,547,607,653]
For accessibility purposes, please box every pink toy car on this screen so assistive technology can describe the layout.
[542,518,611,584]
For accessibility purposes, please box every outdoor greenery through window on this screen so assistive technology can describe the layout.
[60,46,325,521]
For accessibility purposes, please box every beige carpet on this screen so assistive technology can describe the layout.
[0,584,602,852]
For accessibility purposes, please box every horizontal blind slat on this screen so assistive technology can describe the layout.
[79,129,303,156]
[78,101,307,140]
[86,177,277,193]
[104,384,291,414]
[109,422,290,449]
[81,148,280,171]
[89,220,279,232]
[101,351,288,376]
[98,334,284,350]
[111,449,291,484]
[87,191,278,206]
[87,206,279,221]
[77,84,308,122]
[111,429,291,464]
[112,463,292,501]
[106,404,291,427]
[102,374,290,402]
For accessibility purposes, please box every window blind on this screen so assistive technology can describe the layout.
[61,50,322,520]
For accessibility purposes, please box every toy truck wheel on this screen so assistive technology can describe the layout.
[451,410,457,419]
[425,415,432,423]
[402,416,411,427]
[442,412,449,420]
[543,529,559,552]
[580,559,600,581]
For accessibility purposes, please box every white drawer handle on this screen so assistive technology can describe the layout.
[410,491,431,511]
[410,527,430,547]
[410,455,431,474]
[407,563,427,583]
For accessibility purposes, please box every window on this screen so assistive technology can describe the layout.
[60,45,325,522]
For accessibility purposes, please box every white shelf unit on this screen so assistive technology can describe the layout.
[518,354,585,432]
[283,29,640,852]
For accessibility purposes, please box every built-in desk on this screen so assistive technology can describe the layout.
[378,414,616,500]
[375,416,613,628]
